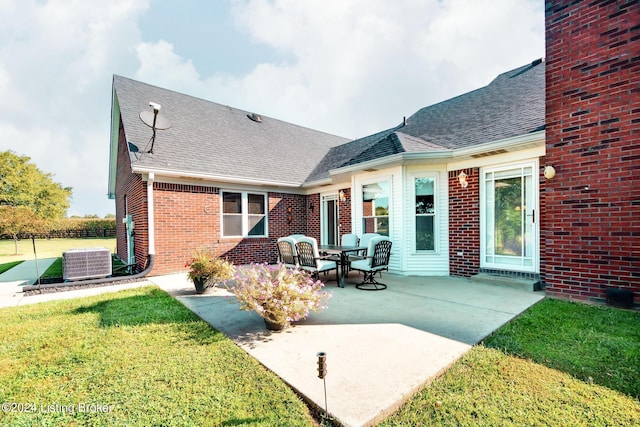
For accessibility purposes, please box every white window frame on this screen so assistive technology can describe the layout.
[480,160,539,272]
[359,177,391,237]
[411,173,438,253]
[221,190,268,238]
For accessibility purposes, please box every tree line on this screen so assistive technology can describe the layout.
[0,150,116,253]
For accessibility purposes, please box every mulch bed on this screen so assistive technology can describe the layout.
[24,277,150,296]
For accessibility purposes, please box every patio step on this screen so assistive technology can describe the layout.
[470,273,541,292]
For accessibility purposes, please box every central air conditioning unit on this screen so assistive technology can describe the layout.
[62,247,112,281]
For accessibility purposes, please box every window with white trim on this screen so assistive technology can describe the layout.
[415,177,435,251]
[362,181,389,236]
[222,191,267,237]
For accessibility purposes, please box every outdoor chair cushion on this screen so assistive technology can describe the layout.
[341,233,359,247]
[295,236,338,282]
[350,236,392,291]
[350,236,391,271]
[350,233,380,260]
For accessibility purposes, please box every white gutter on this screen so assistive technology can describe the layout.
[147,172,155,255]
[133,165,301,188]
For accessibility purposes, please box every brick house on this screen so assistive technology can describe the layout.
[108,0,638,306]
[543,0,639,304]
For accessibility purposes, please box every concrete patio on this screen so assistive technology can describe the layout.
[151,272,545,426]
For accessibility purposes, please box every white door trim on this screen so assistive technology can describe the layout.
[480,160,540,273]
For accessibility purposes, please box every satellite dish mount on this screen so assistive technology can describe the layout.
[139,101,171,154]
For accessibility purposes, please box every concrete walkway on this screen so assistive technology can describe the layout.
[151,272,545,426]
[0,258,58,307]
[0,267,544,426]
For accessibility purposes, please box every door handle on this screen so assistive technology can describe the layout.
[526,210,535,223]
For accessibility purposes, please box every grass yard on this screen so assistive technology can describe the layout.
[381,299,640,426]
[0,286,315,426]
[0,238,116,264]
[0,288,638,426]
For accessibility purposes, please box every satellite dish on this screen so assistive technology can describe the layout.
[139,110,172,130]
[138,102,172,154]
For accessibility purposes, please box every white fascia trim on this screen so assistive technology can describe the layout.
[107,89,120,199]
[301,178,334,188]
[327,153,407,176]
[132,166,303,188]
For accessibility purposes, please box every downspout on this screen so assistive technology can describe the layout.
[146,172,156,258]
[23,175,156,291]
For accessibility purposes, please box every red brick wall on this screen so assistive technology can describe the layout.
[306,193,321,241]
[149,186,310,275]
[449,168,480,277]
[116,146,352,275]
[304,189,353,241]
[339,188,353,235]
[115,121,149,271]
[544,0,640,303]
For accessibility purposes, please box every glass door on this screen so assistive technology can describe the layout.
[481,162,537,272]
[321,194,338,245]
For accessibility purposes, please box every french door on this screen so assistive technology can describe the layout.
[481,162,538,272]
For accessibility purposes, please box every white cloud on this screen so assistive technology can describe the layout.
[134,0,544,138]
[0,0,544,215]
[134,40,201,89]
[0,0,149,215]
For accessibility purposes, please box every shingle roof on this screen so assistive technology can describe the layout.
[401,59,545,149]
[304,60,544,182]
[113,75,349,186]
[113,60,544,188]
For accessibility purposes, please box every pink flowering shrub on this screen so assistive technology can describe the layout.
[227,263,332,325]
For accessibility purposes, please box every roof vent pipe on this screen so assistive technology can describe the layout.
[247,113,263,123]
[403,116,407,126]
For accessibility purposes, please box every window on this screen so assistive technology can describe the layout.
[362,181,389,236]
[415,177,435,250]
[222,191,267,237]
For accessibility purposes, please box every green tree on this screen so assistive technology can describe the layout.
[0,151,72,254]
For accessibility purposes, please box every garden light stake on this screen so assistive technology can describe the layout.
[317,351,328,421]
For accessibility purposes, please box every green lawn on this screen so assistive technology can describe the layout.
[0,286,315,426]
[0,238,116,264]
[381,299,640,426]
[1,288,638,426]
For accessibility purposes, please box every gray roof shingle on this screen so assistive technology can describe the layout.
[113,60,544,187]
[402,59,545,149]
[307,60,545,179]
[113,75,349,186]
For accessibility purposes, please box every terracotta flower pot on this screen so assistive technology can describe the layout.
[264,318,290,331]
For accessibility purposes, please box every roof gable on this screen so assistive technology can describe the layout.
[112,75,349,187]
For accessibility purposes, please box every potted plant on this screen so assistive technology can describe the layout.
[227,263,332,330]
[185,250,235,294]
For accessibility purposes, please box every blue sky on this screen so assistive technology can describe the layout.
[0,0,544,217]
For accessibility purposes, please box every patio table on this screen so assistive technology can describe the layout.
[318,245,362,288]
